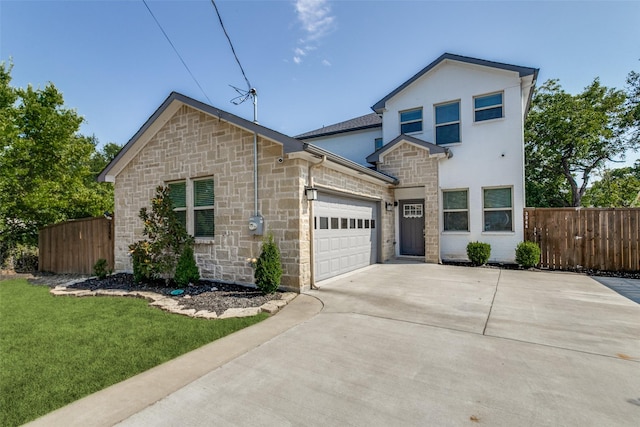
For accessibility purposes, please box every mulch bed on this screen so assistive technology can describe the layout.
[28,272,282,315]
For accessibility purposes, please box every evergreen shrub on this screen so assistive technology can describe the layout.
[515,241,541,268]
[466,241,491,266]
[254,233,282,295]
[174,245,200,287]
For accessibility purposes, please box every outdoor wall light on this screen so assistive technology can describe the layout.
[385,202,394,211]
[305,187,318,201]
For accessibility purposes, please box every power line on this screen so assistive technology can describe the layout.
[210,0,252,91]
[142,0,212,104]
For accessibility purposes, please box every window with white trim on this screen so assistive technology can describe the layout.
[168,177,215,238]
[400,108,423,134]
[474,92,503,122]
[435,101,460,144]
[443,189,469,231]
[483,187,513,232]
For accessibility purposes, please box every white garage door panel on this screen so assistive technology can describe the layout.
[314,194,378,281]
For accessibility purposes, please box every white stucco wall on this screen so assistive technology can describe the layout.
[304,127,382,165]
[380,60,526,262]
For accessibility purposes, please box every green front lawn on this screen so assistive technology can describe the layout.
[0,278,268,427]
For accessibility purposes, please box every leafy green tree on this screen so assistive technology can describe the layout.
[525,78,638,207]
[129,186,192,284]
[0,62,118,257]
[582,161,640,207]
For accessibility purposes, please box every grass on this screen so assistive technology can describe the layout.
[0,278,268,427]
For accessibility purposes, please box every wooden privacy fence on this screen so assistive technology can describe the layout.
[524,208,640,272]
[39,216,114,274]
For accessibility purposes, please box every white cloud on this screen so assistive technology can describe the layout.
[292,0,336,64]
[295,0,335,41]
[322,59,331,67]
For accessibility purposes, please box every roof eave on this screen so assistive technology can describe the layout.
[297,123,382,140]
[302,143,398,185]
[97,92,306,182]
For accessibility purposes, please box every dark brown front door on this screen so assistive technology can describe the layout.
[399,199,425,256]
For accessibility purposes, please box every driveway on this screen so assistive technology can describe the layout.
[30,264,640,426]
[591,276,640,304]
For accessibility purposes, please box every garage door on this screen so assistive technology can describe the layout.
[314,193,378,281]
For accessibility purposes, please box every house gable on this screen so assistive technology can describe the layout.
[366,134,449,165]
[98,92,306,183]
[371,53,538,114]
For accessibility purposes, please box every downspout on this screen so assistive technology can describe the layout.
[308,155,326,290]
[252,89,259,216]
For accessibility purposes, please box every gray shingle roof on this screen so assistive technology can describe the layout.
[296,113,381,139]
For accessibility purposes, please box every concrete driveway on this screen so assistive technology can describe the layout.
[30,264,640,426]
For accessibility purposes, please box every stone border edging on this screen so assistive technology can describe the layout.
[49,285,297,319]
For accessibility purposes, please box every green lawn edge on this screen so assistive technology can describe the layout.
[0,278,268,427]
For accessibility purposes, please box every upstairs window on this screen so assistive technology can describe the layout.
[400,108,423,134]
[474,92,503,122]
[435,101,460,144]
[374,137,383,150]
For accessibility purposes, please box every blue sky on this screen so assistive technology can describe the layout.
[1,0,639,166]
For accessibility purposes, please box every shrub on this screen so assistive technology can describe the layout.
[466,241,491,266]
[128,186,191,284]
[3,245,39,273]
[254,233,282,295]
[93,258,112,280]
[515,241,541,268]
[174,245,200,287]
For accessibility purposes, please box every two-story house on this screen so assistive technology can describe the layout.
[99,53,537,292]
[298,53,538,263]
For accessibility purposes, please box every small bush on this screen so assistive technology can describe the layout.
[174,245,200,287]
[515,241,541,268]
[4,245,39,273]
[467,241,491,266]
[93,258,112,280]
[254,233,282,295]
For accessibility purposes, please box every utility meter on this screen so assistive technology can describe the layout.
[248,215,264,236]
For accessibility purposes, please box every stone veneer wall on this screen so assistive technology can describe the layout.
[113,105,394,292]
[376,142,441,263]
[114,105,305,291]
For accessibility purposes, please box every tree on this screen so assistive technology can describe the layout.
[129,186,192,284]
[525,78,638,207]
[0,62,119,256]
[582,161,640,207]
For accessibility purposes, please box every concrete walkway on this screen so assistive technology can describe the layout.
[29,264,640,426]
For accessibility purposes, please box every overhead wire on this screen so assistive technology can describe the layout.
[142,0,213,104]
[210,0,253,95]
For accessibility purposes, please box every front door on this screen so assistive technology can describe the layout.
[399,199,425,256]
